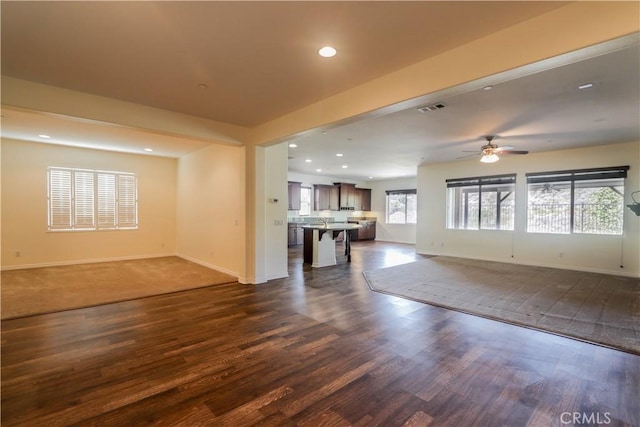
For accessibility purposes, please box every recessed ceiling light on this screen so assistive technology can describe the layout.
[321,131,327,135]
[341,165,348,169]
[38,134,51,139]
[316,169,322,172]
[305,159,312,163]
[368,176,374,179]
[144,148,153,152]
[336,153,343,157]
[198,83,208,89]
[483,85,494,91]
[578,83,594,90]
[288,143,297,148]
[318,46,337,58]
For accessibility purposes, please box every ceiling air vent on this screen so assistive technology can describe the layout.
[417,103,446,113]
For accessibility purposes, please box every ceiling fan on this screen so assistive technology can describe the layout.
[461,136,529,163]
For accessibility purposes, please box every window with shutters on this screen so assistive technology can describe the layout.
[47,167,138,231]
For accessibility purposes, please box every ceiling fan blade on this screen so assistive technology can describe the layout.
[494,145,514,152]
[456,153,480,159]
[499,150,529,155]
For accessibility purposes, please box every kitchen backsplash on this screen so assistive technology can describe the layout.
[288,213,377,223]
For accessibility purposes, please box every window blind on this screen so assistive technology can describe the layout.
[48,167,138,231]
[48,168,73,229]
[117,174,138,228]
[446,174,516,188]
[74,171,95,229]
[385,189,417,195]
[526,166,629,184]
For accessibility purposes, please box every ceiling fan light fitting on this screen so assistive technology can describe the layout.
[480,153,499,163]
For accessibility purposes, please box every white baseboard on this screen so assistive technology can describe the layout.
[373,239,416,245]
[415,251,639,278]
[175,253,239,279]
[0,253,177,271]
[267,272,289,281]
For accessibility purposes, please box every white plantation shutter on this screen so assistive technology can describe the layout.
[117,174,137,228]
[48,168,73,229]
[97,173,117,228]
[74,171,95,229]
[47,167,138,231]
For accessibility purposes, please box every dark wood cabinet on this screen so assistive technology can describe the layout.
[336,183,356,210]
[314,184,339,211]
[358,221,376,240]
[288,181,301,210]
[313,183,371,211]
[350,220,376,241]
[356,188,371,211]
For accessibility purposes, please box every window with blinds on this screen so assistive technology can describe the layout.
[47,167,138,231]
[446,174,516,230]
[526,166,628,235]
[385,189,417,224]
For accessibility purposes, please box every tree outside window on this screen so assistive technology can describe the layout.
[526,167,627,235]
[386,190,417,224]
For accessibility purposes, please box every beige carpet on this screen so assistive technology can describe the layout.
[364,256,640,355]
[1,256,237,319]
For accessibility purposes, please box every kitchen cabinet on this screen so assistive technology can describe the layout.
[314,184,339,211]
[333,183,372,211]
[348,219,376,241]
[358,221,376,240]
[313,183,371,211]
[288,181,301,210]
[356,188,371,211]
[288,223,304,246]
[336,183,356,210]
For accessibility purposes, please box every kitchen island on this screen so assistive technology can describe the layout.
[302,223,361,268]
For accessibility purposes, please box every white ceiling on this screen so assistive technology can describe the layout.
[1,2,639,181]
[288,41,640,180]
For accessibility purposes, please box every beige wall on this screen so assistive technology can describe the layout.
[176,142,245,278]
[262,143,289,281]
[1,139,177,268]
[368,177,418,245]
[417,141,640,277]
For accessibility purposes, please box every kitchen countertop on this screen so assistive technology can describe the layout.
[302,223,361,230]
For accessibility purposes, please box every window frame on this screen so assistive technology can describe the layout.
[446,174,516,231]
[526,166,628,235]
[47,166,138,232]
[385,189,417,224]
[298,186,312,216]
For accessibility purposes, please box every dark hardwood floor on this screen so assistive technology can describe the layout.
[2,241,639,426]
